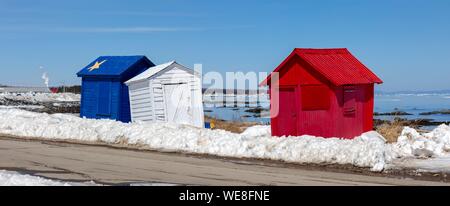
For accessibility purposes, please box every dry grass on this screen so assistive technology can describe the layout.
[375,122,404,143]
[374,118,432,143]
[205,116,260,133]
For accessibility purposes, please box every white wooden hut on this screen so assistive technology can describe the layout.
[125,61,204,127]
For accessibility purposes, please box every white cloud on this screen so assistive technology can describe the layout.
[53,26,204,33]
[97,11,203,17]
[0,25,253,33]
[0,8,202,17]
[0,26,204,33]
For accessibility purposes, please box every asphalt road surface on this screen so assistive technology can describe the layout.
[0,136,449,186]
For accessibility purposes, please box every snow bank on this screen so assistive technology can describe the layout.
[0,92,80,104]
[0,109,388,171]
[0,170,89,186]
[389,125,450,159]
[241,125,271,137]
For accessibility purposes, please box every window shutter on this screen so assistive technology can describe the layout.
[343,86,356,115]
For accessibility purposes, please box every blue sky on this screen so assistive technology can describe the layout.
[1,0,449,91]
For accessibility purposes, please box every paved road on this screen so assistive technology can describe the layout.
[0,136,448,186]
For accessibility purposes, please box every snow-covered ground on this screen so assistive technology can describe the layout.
[388,125,450,159]
[0,109,387,171]
[0,92,80,104]
[0,170,95,186]
[384,125,450,172]
[390,157,450,173]
[0,108,450,172]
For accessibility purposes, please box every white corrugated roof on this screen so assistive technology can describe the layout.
[125,61,176,84]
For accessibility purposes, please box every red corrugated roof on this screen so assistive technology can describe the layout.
[260,48,383,86]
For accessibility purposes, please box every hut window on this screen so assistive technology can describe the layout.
[301,85,330,110]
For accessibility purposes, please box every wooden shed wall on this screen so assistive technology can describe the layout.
[80,77,121,121]
[270,56,374,138]
[128,65,204,127]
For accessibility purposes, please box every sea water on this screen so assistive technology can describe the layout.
[374,94,450,122]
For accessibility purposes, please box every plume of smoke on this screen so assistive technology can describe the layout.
[41,72,50,89]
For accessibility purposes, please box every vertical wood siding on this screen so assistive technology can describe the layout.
[128,64,204,127]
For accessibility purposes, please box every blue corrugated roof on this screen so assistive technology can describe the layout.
[77,56,153,77]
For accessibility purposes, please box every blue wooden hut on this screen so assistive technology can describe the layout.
[77,56,155,122]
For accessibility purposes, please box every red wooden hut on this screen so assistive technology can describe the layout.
[260,48,383,139]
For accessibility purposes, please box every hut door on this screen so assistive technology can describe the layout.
[277,87,298,136]
[164,83,192,124]
[97,81,111,117]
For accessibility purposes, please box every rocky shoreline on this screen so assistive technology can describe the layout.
[374,111,412,116]
[419,109,450,115]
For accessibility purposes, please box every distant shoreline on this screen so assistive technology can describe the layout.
[2,85,450,96]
